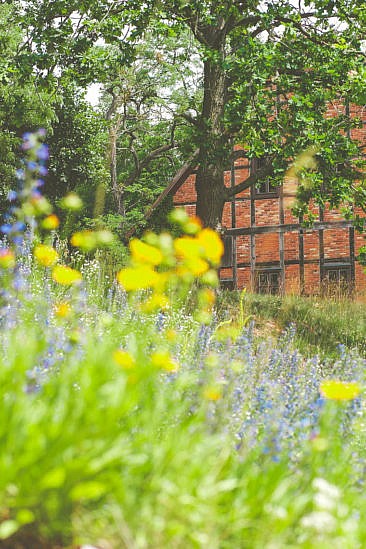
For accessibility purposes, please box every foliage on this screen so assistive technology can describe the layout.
[0,2,57,215]
[7,1,366,230]
[97,33,200,232]
[45,86,109,229]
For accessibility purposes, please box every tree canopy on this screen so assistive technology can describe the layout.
[2,0,366,231]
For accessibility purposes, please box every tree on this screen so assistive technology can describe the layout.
[15,1,366,229]
[99,33,200,230]
[158,1,366,227]
[0,2,57,215]
[45,86,109,226]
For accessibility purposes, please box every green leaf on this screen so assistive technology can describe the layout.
[70,481,108,501]
[16,509,35,526]
[0,520,20,540]
[40,467,66,489]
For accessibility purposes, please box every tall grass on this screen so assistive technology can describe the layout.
[219,291,366,357]
[1,256,366,547]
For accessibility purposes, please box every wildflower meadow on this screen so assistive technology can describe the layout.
[1,132,366,549]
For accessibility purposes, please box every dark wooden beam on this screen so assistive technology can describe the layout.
[227,219,354,236]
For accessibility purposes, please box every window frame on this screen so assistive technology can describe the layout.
[251,157,279,198]
[321,263,353,296]
[255,267,282,295]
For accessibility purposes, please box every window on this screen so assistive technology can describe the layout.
[256,269,281,295]
[324,266,351,283]
[221,235,233,268]
[321,264,353,296]
[252,157,278,196]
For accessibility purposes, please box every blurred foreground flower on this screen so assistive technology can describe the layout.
[113,350,135,370]
[151,350,179,373]
[52,265,82,286]
[117,265,160,291]
[34,244,59,267]
[71,229,115,252]
[0,248,16,269]
[41,214,60,230]
[60,192,83,211]
[54,302,72,318]
[116,210,223,321]
[320,380,360,401]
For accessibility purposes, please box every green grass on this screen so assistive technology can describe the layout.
[218,290,366,357]
[2,264,366,547]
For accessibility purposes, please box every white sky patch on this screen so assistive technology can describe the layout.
[86,83,102,106]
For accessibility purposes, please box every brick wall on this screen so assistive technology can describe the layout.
[171,104,366,295]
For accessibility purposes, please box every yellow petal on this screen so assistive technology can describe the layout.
[54,302,72,318]
[174,236,201,259]
[113,350,135,369]
[34,244,59,267]
[184,257,209,276]
[203,386,222,401]
[151,351,179,373]
[320,380,360,401]
[130,239,163,266]
[197,228,224,265]
[41,214,60,230]
[70,231,98,252]
[52,265,82,285]
[116,265,160,291]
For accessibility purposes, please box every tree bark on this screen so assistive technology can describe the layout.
[194,32,230,228]
[108,121,126,216]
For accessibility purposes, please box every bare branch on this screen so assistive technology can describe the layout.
[123,141,178,188]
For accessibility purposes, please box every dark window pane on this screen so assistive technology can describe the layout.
[322,265,353,297]
[221,236,233,268]
[256,270,281,295]
[253,157,278,196]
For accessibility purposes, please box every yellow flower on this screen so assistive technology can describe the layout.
[196,228,224,265]
[113,349,135,370]
[130,238,163,266]
[174,236,201,260]
[34,244,59,267]
[151,351,179,373]
[320,380,361,401]
[0,248,15,269]
[41,214,60,230]
[52,265,82,285]
[203,385,222,401]
[116,265,160,291]
[70,231,98,252]
[141,293,170,313]
[184,257,209,276]
[60,193,83,211]
[54,302,72,318]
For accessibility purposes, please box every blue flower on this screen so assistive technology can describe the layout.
[7,190,17,202]
[38,166,48,176]
[0,224,12,234]
[36,144,49,161]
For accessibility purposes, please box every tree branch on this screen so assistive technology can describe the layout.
[226,159,275,198]
[123,142,178,188]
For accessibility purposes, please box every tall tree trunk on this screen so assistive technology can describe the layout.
[108,123,125,216]
[195,37,230,228]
